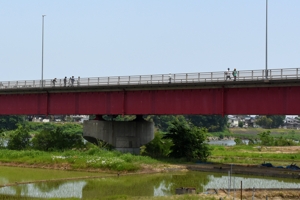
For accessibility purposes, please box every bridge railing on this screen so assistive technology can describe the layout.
[0,68,299,89]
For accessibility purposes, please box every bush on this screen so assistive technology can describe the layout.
[142,131,172,158]
[7,125,31,150]
[32,127,84,151]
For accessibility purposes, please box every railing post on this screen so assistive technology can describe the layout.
[150,75,152,84]
[211,72,213,81]
[88,78,90,86]
[281,69,283,79]
[139,75,141,84]
[251,70,253,80]
[297,68,299,79]
[118,76,120,85]
[128,76,130,84]
[186,74,188,83]
[33,80,35,87]
[198,73,200,82]
[108,77,110,85]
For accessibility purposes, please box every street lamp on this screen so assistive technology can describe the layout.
[41,15,46,87]
[265,0,268,79]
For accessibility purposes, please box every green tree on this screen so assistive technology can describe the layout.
[0,115,26,131]
[142,131,172,158]
[267,115,285,128]
[163,117,211,161]
[32,127,84,151]
[185,115,228,132]
[7,125,31,150]
[147,115,177,132]
[255,115,285,128]
[255,116,273,128]
[238,121,244,128]
[234,138,243,145]
[258,131,274,146]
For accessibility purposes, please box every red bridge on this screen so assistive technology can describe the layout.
[1,68,299,116]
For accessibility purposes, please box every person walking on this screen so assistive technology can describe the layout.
[63,77,67,87]
[52,78,57,87]
[232,68,237,81]
[71,76,75,86]
[225,68,231,80]
[77,76,80,86]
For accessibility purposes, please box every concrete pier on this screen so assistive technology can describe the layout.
[83,117,154,154]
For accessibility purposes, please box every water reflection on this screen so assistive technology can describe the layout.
[1,171,300,199]
[0,181,86,198]
[204,175,300,190]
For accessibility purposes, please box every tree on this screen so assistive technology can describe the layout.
[255,115,285,128]
[255,116,273,128]
[234,138,243,145]
[7,125,31,150]
[258,131,274,146]
[163,117,211,161]
[32,127,84,151]
[238,121,244,128]
[142,131,172,158]
[146,115,177,132]
[185,115,228,132]
[267,115,285,128]
[0,115,26,131]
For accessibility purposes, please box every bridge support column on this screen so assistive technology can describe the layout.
[83,116,154,154]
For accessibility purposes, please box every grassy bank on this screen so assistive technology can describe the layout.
[209,145,300,166]
[0,147,160,172]
[1,144,300,172]
[209,127,300,141]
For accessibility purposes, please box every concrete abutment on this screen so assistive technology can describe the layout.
[83,116,154,154]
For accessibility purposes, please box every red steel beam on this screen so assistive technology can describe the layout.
[0,86,299,115]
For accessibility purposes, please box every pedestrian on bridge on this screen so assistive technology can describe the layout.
[77,76,80,86]
[70,76,75,86]
[225,68,231,80]
[233,68,237,81]
[63,77,67,87]
[52,78,57,87]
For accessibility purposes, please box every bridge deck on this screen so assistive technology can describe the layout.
[0,68,299,93]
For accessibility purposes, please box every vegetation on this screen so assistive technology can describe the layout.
[209,145,300,166]
[255,115,285,128]
[7,125,31,150]
[0,146,158,172]
[142,131,172,158]
[163,117,211,161]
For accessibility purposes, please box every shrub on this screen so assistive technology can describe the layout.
[7,125,31,150]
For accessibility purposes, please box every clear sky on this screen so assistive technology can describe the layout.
[1,0,300,81]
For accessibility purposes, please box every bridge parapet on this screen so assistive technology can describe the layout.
[0,68,299,90]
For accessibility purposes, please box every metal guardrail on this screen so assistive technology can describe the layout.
[0,68,299,89]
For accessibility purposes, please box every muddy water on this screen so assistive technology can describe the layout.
[0,166,300,199]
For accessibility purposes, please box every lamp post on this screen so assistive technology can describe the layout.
[41,15,46,87]
[265,0,268,79]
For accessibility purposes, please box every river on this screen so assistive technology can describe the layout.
[0,166,299,199]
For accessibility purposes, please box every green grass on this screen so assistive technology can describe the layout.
[0,147,159,172]
[209,145,300,166]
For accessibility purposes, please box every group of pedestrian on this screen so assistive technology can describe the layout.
[225,68,237,81]
[52,76,80,87]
